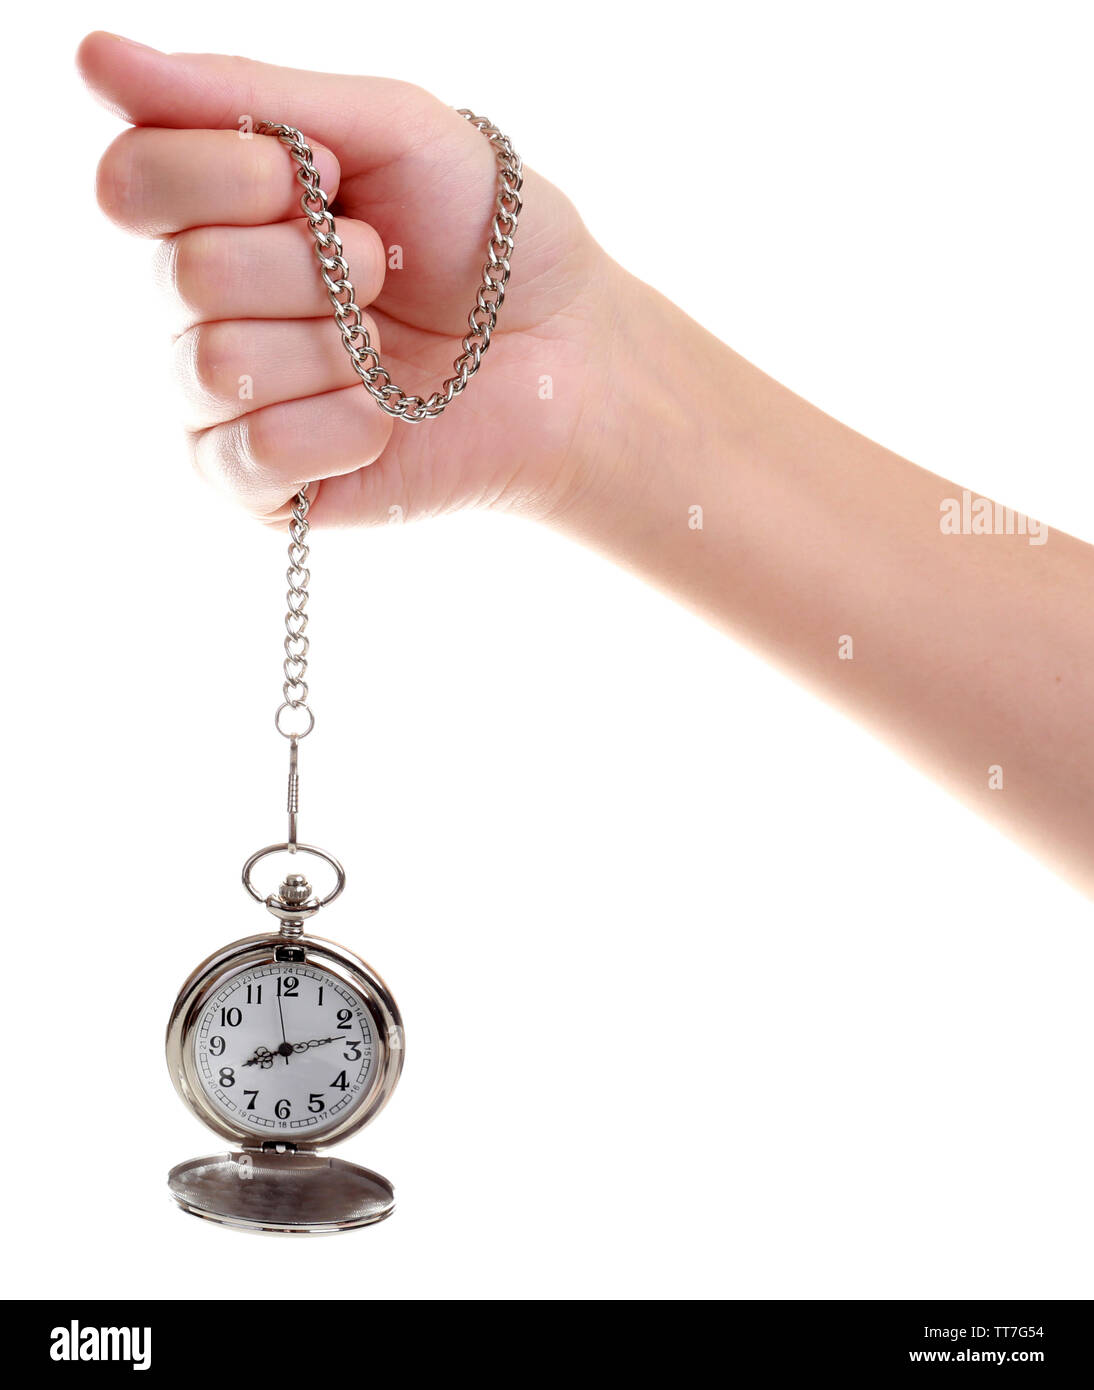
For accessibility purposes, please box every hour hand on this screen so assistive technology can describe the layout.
[241,1046,277,1069]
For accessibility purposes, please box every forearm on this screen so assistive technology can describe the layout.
[557,264,1094,894]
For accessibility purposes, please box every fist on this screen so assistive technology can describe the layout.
[79,32,608,526]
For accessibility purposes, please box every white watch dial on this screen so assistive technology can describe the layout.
[193,961,376,1139]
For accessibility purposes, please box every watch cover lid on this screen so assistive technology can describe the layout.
[167,1149,395,1234]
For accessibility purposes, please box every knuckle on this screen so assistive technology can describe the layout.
[151,235,181,304]
[192,416,262,506]
[241,406,276,473]
[96,130,147,229]
[185,430,210,488]
[382,77,436,117]
[156,228,214,316]
[175,321,247,414]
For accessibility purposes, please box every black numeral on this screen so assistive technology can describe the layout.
[244,1090,259,1111]
[277,976,299,998]
[209,1035,225,1056]
[343,1039,362,1061]
[275,1098,291,1119]
[317,985,324,1006]
[308,1093,324,1113]
[219,1067,235,1088]
[220,1007,242,1028]
[331,1070,349,1091]
[246,984,263,1004]
[336,1008,353,1029]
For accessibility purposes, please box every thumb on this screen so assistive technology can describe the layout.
[76,31,446,175]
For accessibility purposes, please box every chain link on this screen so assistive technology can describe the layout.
[263,111,522,753]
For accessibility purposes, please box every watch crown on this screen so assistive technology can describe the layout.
[278,873,312,906]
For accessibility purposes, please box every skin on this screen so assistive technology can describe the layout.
[79,32,1094,896]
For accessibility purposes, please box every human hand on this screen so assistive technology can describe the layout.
[78,31,613,527]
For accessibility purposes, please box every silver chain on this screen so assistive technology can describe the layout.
[255,113,523,422]
[261,113,522,843]
[277,486,312,846]
[275,486,314,739]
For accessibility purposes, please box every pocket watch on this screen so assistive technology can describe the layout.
[166,843,404,1234]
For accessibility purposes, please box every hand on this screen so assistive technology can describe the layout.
[78,32,613,528]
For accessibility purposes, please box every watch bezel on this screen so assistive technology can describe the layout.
[166,931,403,1151]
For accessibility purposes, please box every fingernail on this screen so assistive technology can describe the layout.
[109,33,158,52]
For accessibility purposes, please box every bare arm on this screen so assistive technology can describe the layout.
[560,267,1094,894]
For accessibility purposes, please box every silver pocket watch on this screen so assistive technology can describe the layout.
[166,841,404,1234]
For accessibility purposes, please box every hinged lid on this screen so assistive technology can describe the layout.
[167,1150,395,1233]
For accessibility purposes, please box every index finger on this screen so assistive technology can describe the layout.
[77,32,443,178]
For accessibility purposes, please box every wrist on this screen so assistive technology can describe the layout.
[541,260,742,557]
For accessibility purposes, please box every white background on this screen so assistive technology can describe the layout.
[3,1,1092,1300]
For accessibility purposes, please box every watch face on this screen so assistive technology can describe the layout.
[192,960,377,1140]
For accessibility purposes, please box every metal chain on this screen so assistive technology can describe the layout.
[275,485,314,743]
[254,113,523,422]
[278,486,312,846]
[261,112,522,849]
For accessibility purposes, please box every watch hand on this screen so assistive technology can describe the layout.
[241,1040,297,1067]
[241,1046,276,1069]
[240,1037,339,1067]
[275,987,289,1063]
